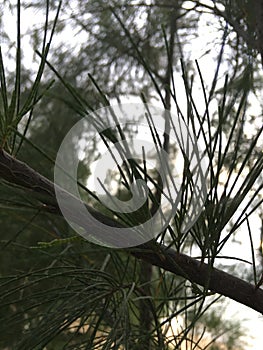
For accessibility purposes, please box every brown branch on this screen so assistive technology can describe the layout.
[1,149,263,314]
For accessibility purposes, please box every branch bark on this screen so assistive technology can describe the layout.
[1,149,263,314]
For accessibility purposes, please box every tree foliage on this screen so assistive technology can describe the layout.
[0,1,262,349]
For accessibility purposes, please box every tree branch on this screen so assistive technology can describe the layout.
[1,149,263,314]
